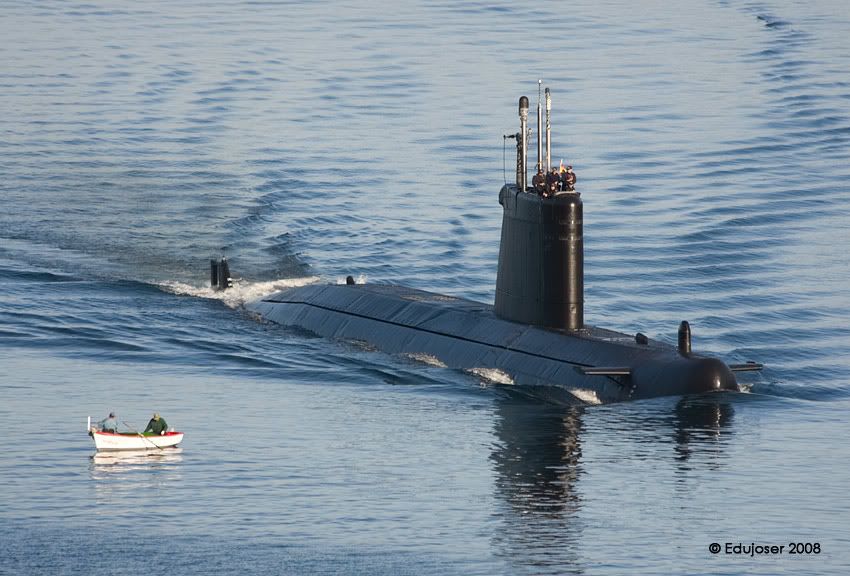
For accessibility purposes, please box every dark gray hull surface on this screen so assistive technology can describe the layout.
[250,283,739,404]
[243,91,757,403]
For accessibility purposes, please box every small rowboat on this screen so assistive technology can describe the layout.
[88,417,184,452]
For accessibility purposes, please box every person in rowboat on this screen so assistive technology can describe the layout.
[98,412,118,433]
[143,412,168,435]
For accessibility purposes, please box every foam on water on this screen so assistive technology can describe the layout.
[405,353,448,368]
[568,388,603,406]
[159,276,320,309]
[335,273,369,285]
[467,367,514,386]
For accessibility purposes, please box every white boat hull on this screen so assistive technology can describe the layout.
[90,430,184,452]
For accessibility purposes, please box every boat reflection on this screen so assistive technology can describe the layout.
[89,448,183,485]
[89,447,184,496]
[90,447,184,468]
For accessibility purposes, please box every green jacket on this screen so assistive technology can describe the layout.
[144,417,168,435]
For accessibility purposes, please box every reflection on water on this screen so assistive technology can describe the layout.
[490,392,585,574]
[491,394,584,516]
[89,448,184,506]
[488,392,736,574]
[673,395,735,467]
[90,447,184,470]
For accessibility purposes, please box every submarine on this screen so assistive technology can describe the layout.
[234,87,762,404]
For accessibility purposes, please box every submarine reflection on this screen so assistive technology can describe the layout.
[489,392,585,573]
[490,393,584,517]
[672,395,735,467]
[488,392,735,572]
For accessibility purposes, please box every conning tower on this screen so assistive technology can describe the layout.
[495,91,583,331]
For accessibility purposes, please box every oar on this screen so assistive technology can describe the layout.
[122,420,164,451]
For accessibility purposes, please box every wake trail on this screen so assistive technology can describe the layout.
[159,276,321,309]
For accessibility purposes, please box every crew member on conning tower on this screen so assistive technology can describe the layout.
[563,165,576,191]
[532,168,546,193]
[545,168,560,197]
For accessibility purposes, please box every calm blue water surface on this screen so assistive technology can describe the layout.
[2,1,850,574]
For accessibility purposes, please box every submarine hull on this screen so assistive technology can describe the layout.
[243,91,754,403]
[249,283,739,404]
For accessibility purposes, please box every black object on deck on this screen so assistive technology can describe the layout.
[210,256,232,291]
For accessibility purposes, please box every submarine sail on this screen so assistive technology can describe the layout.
[246,87,761,404]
